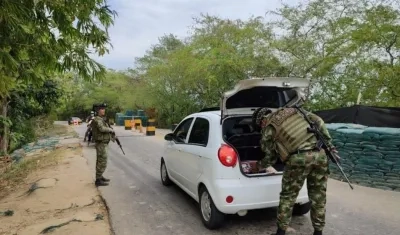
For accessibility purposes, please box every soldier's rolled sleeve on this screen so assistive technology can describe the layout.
[259,125,278,168]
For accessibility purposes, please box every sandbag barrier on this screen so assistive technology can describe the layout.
[326,123,400,192]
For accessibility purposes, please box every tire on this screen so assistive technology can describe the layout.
[292,201,311,216]
[198,186,225,230]
[160,159,172,186]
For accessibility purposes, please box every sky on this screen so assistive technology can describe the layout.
[92,0,301,70]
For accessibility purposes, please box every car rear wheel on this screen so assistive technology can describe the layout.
[293,201,311,216]
[160,159,172,186]
[198,186,225,230]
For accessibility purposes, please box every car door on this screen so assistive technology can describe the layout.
[180,117,210,195]
[164,117,194,186]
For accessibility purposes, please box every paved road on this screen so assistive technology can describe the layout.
[72,123,400,235]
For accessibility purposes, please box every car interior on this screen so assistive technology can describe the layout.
[223,117,285,173]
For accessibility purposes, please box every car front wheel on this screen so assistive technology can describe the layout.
[198,186,225,230]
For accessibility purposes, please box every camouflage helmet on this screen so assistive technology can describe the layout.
[252,107,272,129]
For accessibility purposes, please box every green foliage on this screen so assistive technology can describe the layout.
[132,15,290,127]
[61,0,400,129]
[57,70,145,120]
[5,79,64,151]
[0,0,116,154]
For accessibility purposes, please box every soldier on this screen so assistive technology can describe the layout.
[252,106,338,235]
[84,111,95,142]
[91,103,114,187]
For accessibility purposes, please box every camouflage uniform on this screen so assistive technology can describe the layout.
[91,115,113,184]
[255,107,335,235]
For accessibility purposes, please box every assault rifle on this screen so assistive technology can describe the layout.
[294,103,354,190]
[106,122,125,155]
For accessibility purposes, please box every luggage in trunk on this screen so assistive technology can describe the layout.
[223,119,285,176]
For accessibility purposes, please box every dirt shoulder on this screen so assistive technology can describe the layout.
[0,124,111,235]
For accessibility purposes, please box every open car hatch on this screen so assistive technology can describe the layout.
[220,77,310,120]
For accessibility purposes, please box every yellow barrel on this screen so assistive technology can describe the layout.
[134,119,141,130]
[146,119,156,136]
[124,119,132,130]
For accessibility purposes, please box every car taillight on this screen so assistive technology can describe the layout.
[218,144,237,167]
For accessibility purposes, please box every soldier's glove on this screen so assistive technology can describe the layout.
[265,166,278,174]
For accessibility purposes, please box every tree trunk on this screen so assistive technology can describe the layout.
[0,97,9,156]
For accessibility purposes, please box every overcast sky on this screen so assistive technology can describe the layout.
[92,0,301,70]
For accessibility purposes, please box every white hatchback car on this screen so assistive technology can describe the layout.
[160,77,312,229]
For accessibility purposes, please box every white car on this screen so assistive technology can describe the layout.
[160,77,311,229]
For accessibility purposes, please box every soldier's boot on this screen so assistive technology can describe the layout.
[101,176,110,182]
[95,179,109,187]
[275,228,285,235]
[313,231,322,235]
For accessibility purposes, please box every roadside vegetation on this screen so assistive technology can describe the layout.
[61,0,400,128]
[1,0,400,156]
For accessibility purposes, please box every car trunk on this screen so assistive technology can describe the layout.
[220,77,310,177]
[222,116,285,177]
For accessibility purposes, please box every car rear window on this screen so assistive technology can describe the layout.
[225,87,297,109]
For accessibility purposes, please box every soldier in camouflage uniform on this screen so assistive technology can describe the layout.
[252,106,338,235]
[91,103,115,187]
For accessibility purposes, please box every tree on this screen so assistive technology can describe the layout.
[0,0,117,154]
[267,0,400,109]
[135,15,291,127]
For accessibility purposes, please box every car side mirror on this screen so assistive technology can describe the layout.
[164,133,174,141]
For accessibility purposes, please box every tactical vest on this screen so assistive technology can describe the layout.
[91,116,111,142]
[263,108,317,161]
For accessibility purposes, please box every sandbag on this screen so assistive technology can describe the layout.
[385,173,400,177]
[351,172,369,177]
[383,156,400,163]
[342,147,362,152]
[377,146,400,151]
[379,150,400,155]
[360,151,384,158]
[326,123,366,130]
[369,172,385,178]
[379,135,400,141]
[356,158,382,165]
[362,145,377,151]
[364,127,400,135]
[362,133,381,140]
[333,142,345,147]
[386,179,400,185]
[378,141,400,146]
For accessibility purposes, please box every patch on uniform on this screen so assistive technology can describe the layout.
[270,108,297,126]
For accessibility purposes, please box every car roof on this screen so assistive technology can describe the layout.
[188,110,221,118]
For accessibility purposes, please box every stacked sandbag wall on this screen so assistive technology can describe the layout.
[326,123,400,192]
